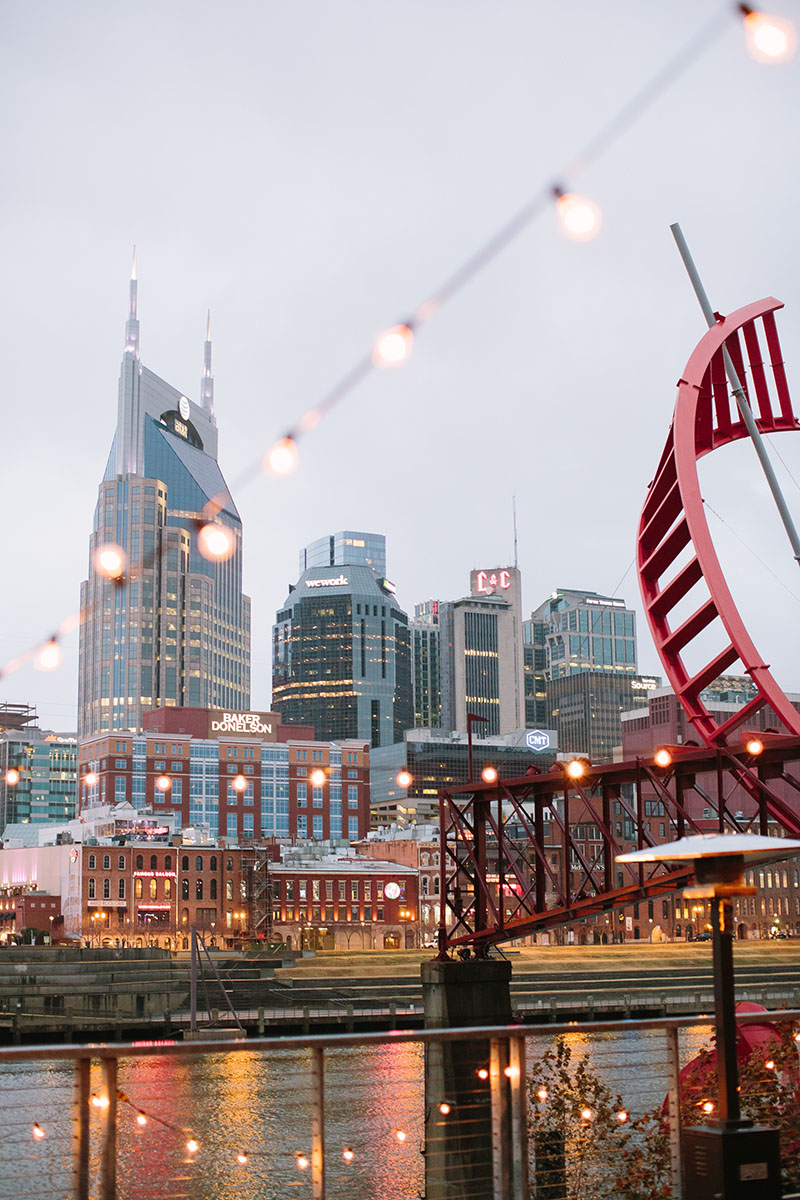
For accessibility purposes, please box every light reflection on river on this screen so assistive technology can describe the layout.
[0,1027,714,1200]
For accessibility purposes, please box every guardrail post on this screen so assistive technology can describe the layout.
[490,1038,510,1200]
[311,1046,326,1200]
[508,1035,529,1200]
[665,1025,683,1200]
[100,1056,118,1200]
[72,1058,90,1200]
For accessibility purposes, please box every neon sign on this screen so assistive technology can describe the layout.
[476,570,512,594]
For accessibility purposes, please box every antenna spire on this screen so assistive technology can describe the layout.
[200,309,215,418]
[124,245,140,358]
[512,493,519,568]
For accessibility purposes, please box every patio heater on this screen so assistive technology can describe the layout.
[618,833,800,1200]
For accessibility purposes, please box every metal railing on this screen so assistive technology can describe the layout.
[0,1008,798,1199]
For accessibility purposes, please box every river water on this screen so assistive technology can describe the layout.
[1,1025,714,1200]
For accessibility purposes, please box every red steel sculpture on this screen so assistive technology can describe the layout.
[438,299,800,956]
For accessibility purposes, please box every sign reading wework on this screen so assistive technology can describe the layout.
[208,711,279,740]
[306,574,349,589]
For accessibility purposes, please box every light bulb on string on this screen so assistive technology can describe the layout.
[265,437,299,477]
[156,775,171,792]
[35,639,62,672]
[236,1152,249,1165]
[5,769,19,786]
[481,765,498,784]
[198,523,236,562]
[373,323,414,367]
[136,1112,147,1127]
[93,544,126,580]
[186,1138,199,1154]
[616,1110,629,1123]
[477,1068,489,1080]
[32,1123,46,1140]
[536,1087,549,1102]
[232,774,248,792]
[553,187,602,240]
[84,771,98,788]
[438,1102,451,1115]
[342,1147,355,1163]
[296,1154,310,1170]
[395,1129,407,1143]
[580,1107,593,1121]
[566,759,586,780]
[746,738,764,756]
[741,7,795,61]
[310,768,326,787]
[397,770,412,788]
[654,748,672,768]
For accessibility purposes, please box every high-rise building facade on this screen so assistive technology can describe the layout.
[77,263,250,736]
[526,588,638,679]
[439,567,525,735]
[0,705,77,829]
[272,535,412,746]
[411,601,441,728]
[299,531,387,578]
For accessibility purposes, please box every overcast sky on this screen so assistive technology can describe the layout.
[2,1,800,731]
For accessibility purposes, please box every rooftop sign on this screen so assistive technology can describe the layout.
[306,575,349,589]
[209,711,278,740]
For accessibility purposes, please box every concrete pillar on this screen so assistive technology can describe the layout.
[422,958,514,1200]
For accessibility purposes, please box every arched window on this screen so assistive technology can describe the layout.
[226,880,233,901]
[181,908,189,926]
[210,856,217,872]
[164,854,172,870]
[135,879,142,899]
[150,855,157,870]
[118,879,125,899]
[103,879,110,899]
[88,879,95,899]
[182,855,189,872]
[226,857,233,871]
[210,879,217,900]
[195,856,203,873]
[164,879,172,898]
[103,855,111,870]
[88,855,96,870]
[136,855,143,870]
[118,855,125,870]
[181,879,189,901]
[196,880,203,900]
[149,879,157,899]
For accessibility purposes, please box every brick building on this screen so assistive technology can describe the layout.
[78,706,370,845]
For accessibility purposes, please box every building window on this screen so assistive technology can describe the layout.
[196,880,204,900]
[117,855,125,870]
[136,855,143,870]
[164,879,172,899]
[226,880,233,901]
[210,879,217,900]
[103,879,110,899]
[181,879,189,900]
[150,855,157,870]
[135,879,142,899]
[182,855,189,871]
[88,855,96,870]
[118,879,125,899]
[149,879,157,899]
[88,879,95,899]
[348,785,358,808]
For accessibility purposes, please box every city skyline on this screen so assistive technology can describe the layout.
[3,3,800,731]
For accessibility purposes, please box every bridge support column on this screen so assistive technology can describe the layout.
[422,958,522,1199]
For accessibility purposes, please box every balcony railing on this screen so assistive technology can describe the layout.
[0,1009,798,1199]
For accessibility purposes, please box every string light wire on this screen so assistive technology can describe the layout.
[0,4,791,687]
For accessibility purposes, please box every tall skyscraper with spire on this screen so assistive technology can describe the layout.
[77,256,251,737]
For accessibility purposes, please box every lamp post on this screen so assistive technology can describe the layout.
[619,833,800,1200]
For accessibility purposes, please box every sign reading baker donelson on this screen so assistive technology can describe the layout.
[208,711,279,740]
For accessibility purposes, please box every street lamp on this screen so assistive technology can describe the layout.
[618,833,800,1200]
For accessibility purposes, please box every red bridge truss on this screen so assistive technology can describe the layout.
[439,298,800,955]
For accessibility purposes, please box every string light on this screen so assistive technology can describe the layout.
[83,771,98,787]
[197,522,236,562]
[5,768,19,786]
[186,1138,199,1154]
[156,775,171,791]
[477,1068,489,1080]
[701,1100,715,1114]
[481,765,498,784]
[296,1154,310,1170]
[93,543,126,580]
[536,1087,549,1102]
[342,1147,355,1162]
[32,1123,46,1140]
[397,769,412,788]
[765,1059,776,1070]
[553,188,602,240]
[740,7,795,61]
[580,1107,593,1121]
[232,774,248,792]
[34,639,62,672]
[373,323,414,367]
[616,1110,629,1122]
[566,759,586,780]
[654,748,672,768]
[395,1129,407,1142]
[746,738,764,756]
[310,768,326,787]
[438,1102,451,1115]
[236,1152,249,1165]
[1,7,790,696]
[265,436,298,477]
[136,1112,147,1127]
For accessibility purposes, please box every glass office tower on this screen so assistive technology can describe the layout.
[272,541,412,747]
[77,266,250,737]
